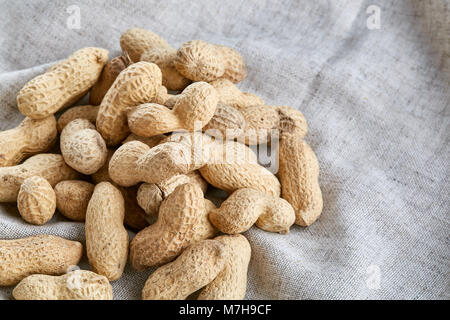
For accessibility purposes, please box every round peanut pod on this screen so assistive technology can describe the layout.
[57,105,99,133]
[85,182,129,281]
[13,270,113,300]
[60,119,108,175]
[142,239,226,300]
[210,78,264,110]
[209,188,295,234]
[174,40,246,83]
[0,235,83,286]
[54,180,95,221]
[0,153,79,203]
[0,116,57,167]
[17,47,108,119]
[96,61,162,146]
[17,176,56,225]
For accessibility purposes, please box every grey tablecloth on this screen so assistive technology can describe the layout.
[0,0,449,300]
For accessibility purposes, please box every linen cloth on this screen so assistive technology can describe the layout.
[0,0,448,300]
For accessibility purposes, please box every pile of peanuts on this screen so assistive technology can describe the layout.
[0,28,323,300]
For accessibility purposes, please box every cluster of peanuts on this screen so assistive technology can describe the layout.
[0,28,323,300]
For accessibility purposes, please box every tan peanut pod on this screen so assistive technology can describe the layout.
[57,105,99,133]
[60,119,108,175]
[198,234,251,300]
[0,116,57,167]
[137,171,208,217]
[193,199,219,241]
[142,239,226,300]
[276,105,308,138]
[120,27,170,62]
[209,188,295,234]
[153,84,174,106]
[90,149,150,230]
[127,82,218,137]
[17,48,108,119]
[13,270,113,300]
[96,61,162,146]
[85,182,129,280]
[89,56,130,105]
[210,78,264,110]
[203,103,245,140]
[54,180,95,221]
[174,40,246,83]
[0,235,83,286]
[279,136,323,226]
[130,183,206,271]
[0,154,79,202]
[121,133,166,148]
[17,176,56,225]
[238,104,279,145]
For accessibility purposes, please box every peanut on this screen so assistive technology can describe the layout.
[137,171,208,217]
[209,188,295,234]
[17,176,56,225]
[17,48,108,119]
[85,182,129,280]
[127,82,218,137]
[57,105,99,133]
[0,153,79,202]
[198,234,251,300]
[13,270,113,300]
[210,78,264,110]
[121,133,166,148]
[174,40,246,83]
[142,239,226,300]
[89,55,130,105]
[96,61,162,146]
[0,116,57,167]
[54,180,94,221]
[203,103,245,140]
[130,183,208,271]
[0,235,83,286]
[60,119,108,174]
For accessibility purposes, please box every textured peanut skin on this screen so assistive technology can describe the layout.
[210,79,264,110]
[209,188,295,234]
[127,82,218,137]
[91,149,149,230]
[130,183,205,271]
[57,105,99,133]
[55,180,94,221]
[17,47,108,119]
[198,235,251,300]
[137,171,208,217]
[0,116,57,167]
[279,136,323,226]
[121,133,165,148]
[120,28,191,91]
[142,239,226,300]
[89,56,130,105]
[0,235,83,286]
[17,176,56,225]
[96,61,162,146]
[85,182,129,280]
[204,103,245,139]
[174,40,247,83]
[238,105,279,145]
[13,270,113,300]
[60,119,107,175]
[0,154,79,202]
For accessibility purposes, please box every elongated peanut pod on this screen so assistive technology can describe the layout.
[0,154,79,202]
[17,47,108,119]
[0,116,57,167]
[209,188,295,234]
[130,183,205,271]
[142,239,226,300]
[60,119,108,175]
[96,61,162,146]
[85,182,129,280]
[13,270,113,300]
[57,105,99,133]
[198,234,251,300]
[0,235,83,286]
[127,82,218,137]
